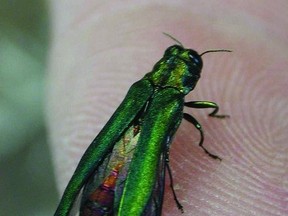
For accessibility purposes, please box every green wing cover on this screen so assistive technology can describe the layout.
[55,79,154,216]
[118,87,184,216]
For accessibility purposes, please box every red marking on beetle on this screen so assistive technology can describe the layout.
[81,164,123,216]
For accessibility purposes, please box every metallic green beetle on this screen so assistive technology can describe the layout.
[54,37,230,216]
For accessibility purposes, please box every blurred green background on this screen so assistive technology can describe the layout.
[0,0,58,215]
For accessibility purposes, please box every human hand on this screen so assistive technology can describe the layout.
[47,1,288,215]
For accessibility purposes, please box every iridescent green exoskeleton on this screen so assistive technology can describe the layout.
[54,37,230,216]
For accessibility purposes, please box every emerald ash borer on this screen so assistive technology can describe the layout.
[54,34,231,216]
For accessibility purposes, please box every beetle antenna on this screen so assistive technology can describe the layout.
[163,32,184,47]
[200,49,232,56]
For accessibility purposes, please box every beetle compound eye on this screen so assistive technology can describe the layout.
[188,50,203,69]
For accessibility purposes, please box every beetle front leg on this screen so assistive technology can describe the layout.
[185,101,229,118]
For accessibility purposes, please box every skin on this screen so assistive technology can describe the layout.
[47,1,288,215]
